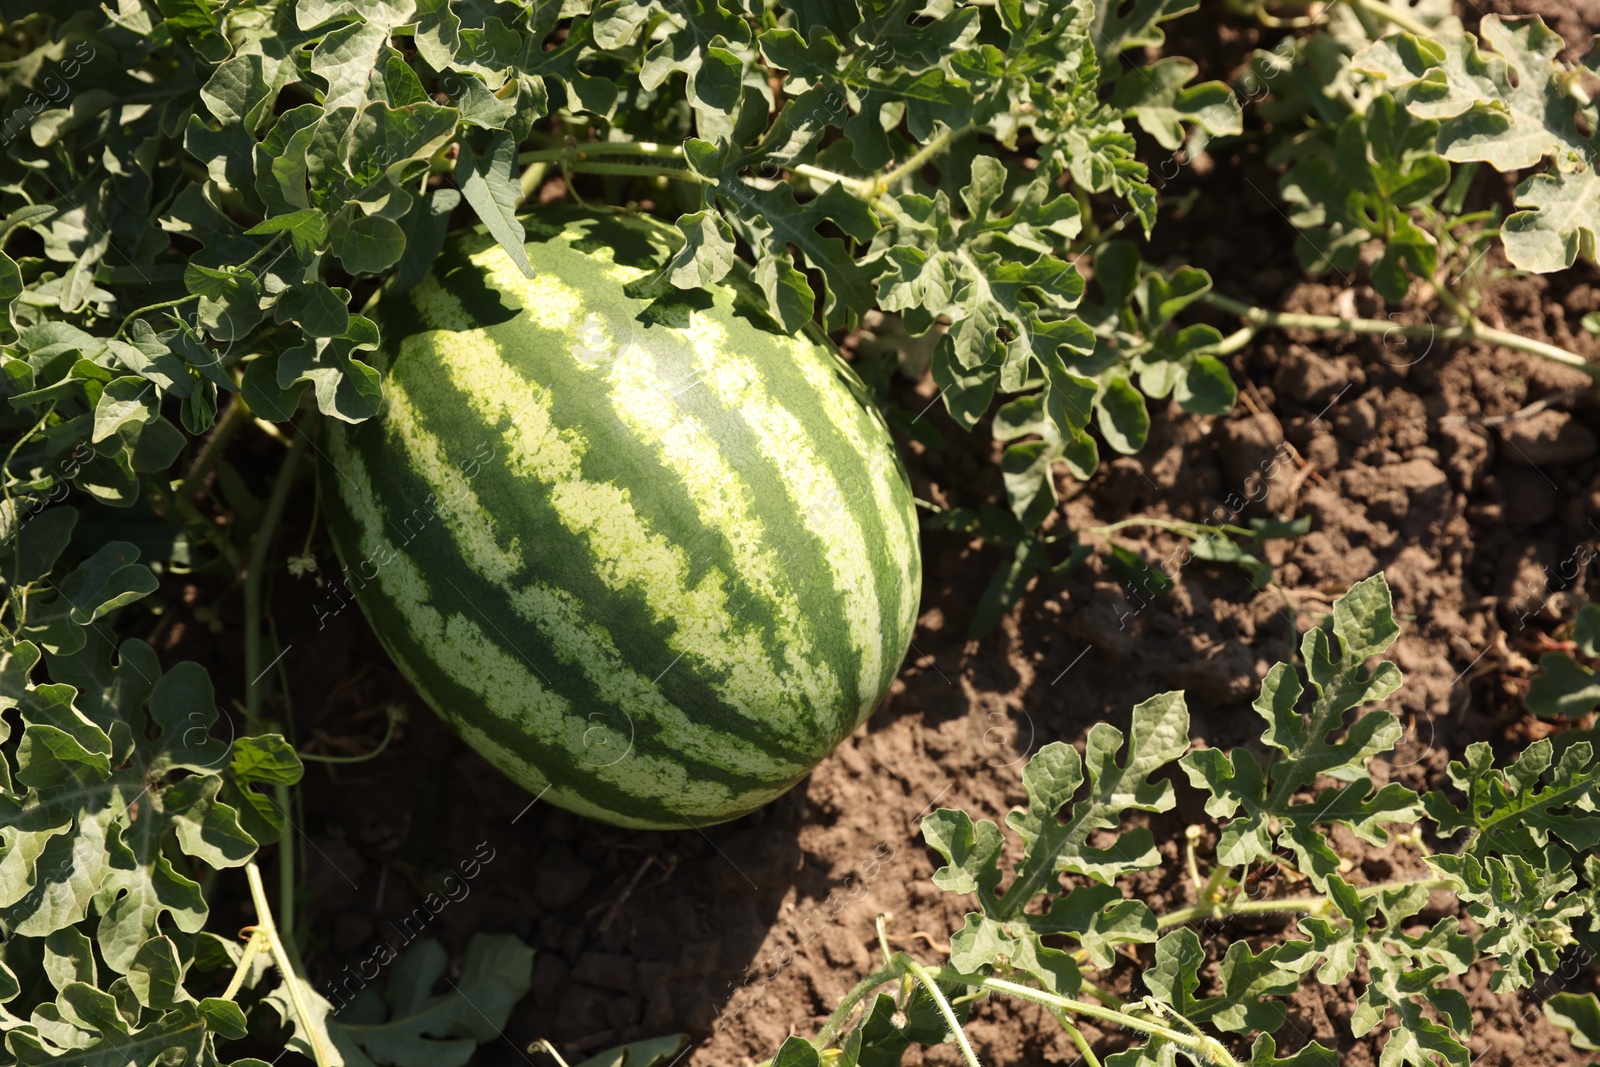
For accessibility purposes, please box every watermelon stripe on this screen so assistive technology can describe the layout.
[678,312,889,709]
[325,424,797,826]
[472,246,889,718]
[438,248,863,741]
[379,376,812,782]
[378,317,816,773]
[403,272,837,745]
[780,334,922,717]
[596,321,868,740]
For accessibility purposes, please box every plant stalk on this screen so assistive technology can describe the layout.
[1088,517,1255,539]
[245,413,316,726]
[178,394,252,500]
[245,862,330,1067]
[518,140,688,164]
[1055,1010,1105,1067]
[1156,875,1454,929]
[872,123,974,195]
[810,965,901,1050]
[797,951,1236,1067]
[514,127,973,207]
[1344,0,1435,36]
[243,411,316,953]
[904,956,981,1067]
[148,481,243,570]
[966,974,1242,1067]
[1201,292,1599,381]
[298,707,401,763]
[221,928,267,1001]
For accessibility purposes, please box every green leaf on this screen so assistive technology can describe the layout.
[1029,884,1157,969]
[1422,738,1600,865]
[1546,993,1600,1054]
[331,213,407,276]
[326,934,534,1067]
[91,377,160,444]
[275,282,352,339]
[9,507,78,587]
[277,317,385,423]
[1096,375,1149,454]
[1427,851,1583,992]
[1356,15,1600,273]
[391,188,462,294]
[966,539,1043,639]
[43,926,97,992]
[1181,575,1415,889]
[1279,94,1448,297]
[56,542,158,625]
[850,982,972,1065]
[1090,0,1200,63]
[1175,354,1236,415]
[183,263,263,341]
[1576,603,1600,657]
[1107,544,1173,597]
[770,1035,823,1067]
[1246,1034,1339,1067]
[455,128,533,279]
[242,355,312,423]
[574,1034,690,1067]
[993,691,1188,911]
[1000,441,1060,528]
[1502,170,1600,272]
[125,936,190,1010]
[923,809,1005,904]
[230,734,305,787]
[246,209,329,257]
[1526,652,1600,719]
[145,661,231,775]
[1110,58,1242,150]
[664,210,737,289]
[1145,929,1296,1034]
[202,53,294,132]
[4,997,240,1066]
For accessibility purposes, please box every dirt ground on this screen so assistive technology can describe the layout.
[184,2,1600,1064]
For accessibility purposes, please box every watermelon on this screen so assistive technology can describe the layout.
[319,209,921,829]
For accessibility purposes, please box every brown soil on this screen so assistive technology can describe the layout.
[185,3,1600,1065]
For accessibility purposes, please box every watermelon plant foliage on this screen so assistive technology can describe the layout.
[1,0,1599,1063]
[766,576,1600,1067]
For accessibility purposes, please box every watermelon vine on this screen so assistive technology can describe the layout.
[1,0,1598,1064]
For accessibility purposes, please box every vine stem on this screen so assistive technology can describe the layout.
[245,863,331,1067]
[244,412,315,726]
[793,953,1230,1067]
[177,394,252,500]
[1343,0,1435,36]
[964,974,1242,1067]
[904,956,982,1067]
[112,234,286,340]
[1055,1010,1105,1067]
[513,125,972,205]
[871,123,973,195]
[298,706,402,764]
[1200,291,1599,381]
[1156,875,1455,929]
[1086,517,1254,539]
[221,928,267,1001]
[810,964,901,1049]
[243,410,317,969]
[148,481,243,570]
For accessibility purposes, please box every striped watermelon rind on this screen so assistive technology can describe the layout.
[318,208,921,829]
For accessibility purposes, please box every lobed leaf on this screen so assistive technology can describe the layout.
[1355,15,1600,272]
